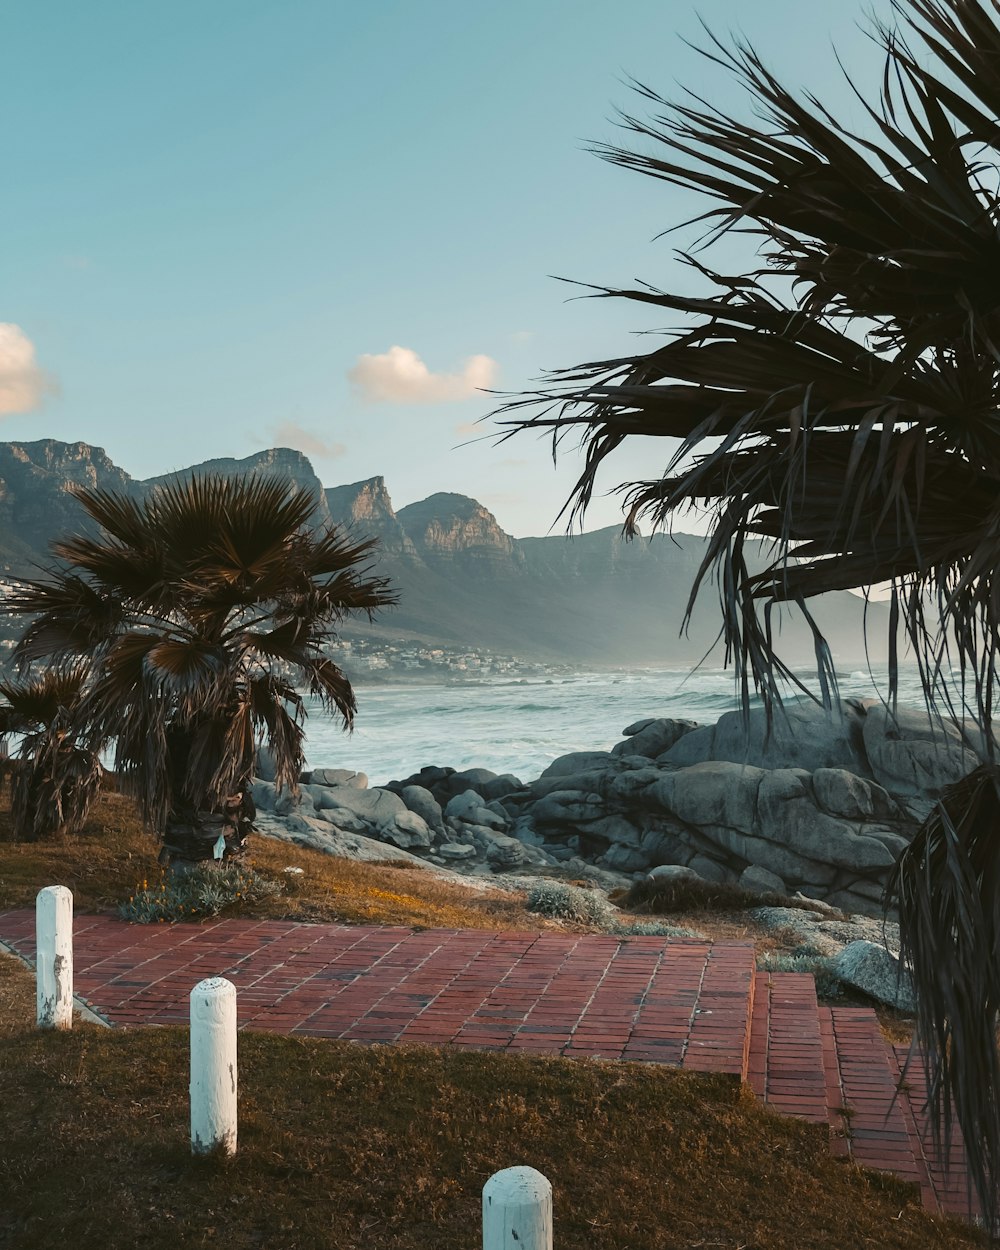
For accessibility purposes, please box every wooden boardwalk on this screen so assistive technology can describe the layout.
[0,908,980,1224]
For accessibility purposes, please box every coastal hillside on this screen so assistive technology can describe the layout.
[0,440,888,667]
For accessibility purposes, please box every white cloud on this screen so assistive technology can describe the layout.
[348,345,498,404]
[271,421,346,459]
[0,324,52,416]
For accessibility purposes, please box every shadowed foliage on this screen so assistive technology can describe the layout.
[0,666,102,840]
[0,473,396,864]
[496,0,1000,1227]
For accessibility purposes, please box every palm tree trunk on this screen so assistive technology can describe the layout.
[158,788,255,868]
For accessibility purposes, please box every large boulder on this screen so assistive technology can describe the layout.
[319,786,410,826]
[651,761,762,832]
[861,704,981,799]
[444,789,509,830]
[399,785,446,834]
[661,699,868,774]
[834,940,916,1011]
[611,718,698,760]
[310,767,368,789]
[811,768,895,821]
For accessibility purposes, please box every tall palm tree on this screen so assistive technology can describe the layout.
[497,0,1000,1225]
[0,666,103,840]
[1,473,396,866]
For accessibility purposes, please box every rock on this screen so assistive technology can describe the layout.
[646,864,702,884]
[273,786,303,817]
[539,751,621,779]
[611,718,698,760]
[792,892,843,917]
[811,768,876,819]
[740,865,787,895]
[477,828,528,868]
[834,940,915,1011]
[437,843,477,861]
[444,790,508,830]
[862,705,980,799]
[857,826,910,858]
[599,843,653,873]
[310,767,368,789]
[439,767,500,800]
[382,809,433,850]
[756,770,897,871]
[478,773,526,802]
[315,808,370,834]
[651,761,761,832]
[531,790,605,827]
[255,745,277,782]
[399,785,445,833]
[301,783,342,811]
[622,717,658,736]
[251,779,277,812]
[606,768,663,803]
[661,699,867,774]
[320,786,409,826]
[580,814,644,849]
[687,854,731,883]
[530,767,630,800]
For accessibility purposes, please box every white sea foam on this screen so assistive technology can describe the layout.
[301,665,938,786]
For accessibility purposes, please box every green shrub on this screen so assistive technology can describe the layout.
[610,920,704,938]
[525,880,614,925]
[119,863,282,923]
[757,947,844,999]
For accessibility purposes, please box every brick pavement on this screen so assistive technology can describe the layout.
[0,908,980,1224]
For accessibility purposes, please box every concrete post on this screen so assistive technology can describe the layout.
[36,885,73,1029]
[190,977,237,1155]
[483,1166,553,1250]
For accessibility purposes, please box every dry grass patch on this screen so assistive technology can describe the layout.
[0,786,544,932]
[0,955,980,1250]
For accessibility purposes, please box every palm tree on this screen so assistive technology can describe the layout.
[1,473,396,866]
[496,0,1000,1226]
[0,666,103,840]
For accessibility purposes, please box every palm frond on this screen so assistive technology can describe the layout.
[493,0,1000,1223]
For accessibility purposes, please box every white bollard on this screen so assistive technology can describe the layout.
[190,977,238,1156]
[36,885,73,1029]
[483,1166,553,1250]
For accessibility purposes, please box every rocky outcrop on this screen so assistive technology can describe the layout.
[275,698,986,918]
[252,753,557,879]
[0,440,139,569]
[396,493,524,576]
[325,476,418,558]
[143,447,332,529]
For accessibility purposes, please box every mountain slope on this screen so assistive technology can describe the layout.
[0,440,887,667]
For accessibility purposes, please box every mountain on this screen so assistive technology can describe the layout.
[0,440,888,667]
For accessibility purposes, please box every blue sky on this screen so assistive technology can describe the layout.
[1,0,891,536]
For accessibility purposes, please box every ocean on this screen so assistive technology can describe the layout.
[300,665,940,787]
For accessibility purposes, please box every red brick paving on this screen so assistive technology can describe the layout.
[0,908,980,1223]
[0,910,754,1071]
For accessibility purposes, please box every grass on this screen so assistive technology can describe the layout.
[0,787,543,932]
[0,955,981,1250]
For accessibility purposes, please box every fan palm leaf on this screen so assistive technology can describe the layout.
[0,665,102,839]
[495,0,1000,1224]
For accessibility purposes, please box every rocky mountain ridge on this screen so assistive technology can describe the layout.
[0,439,888,666]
